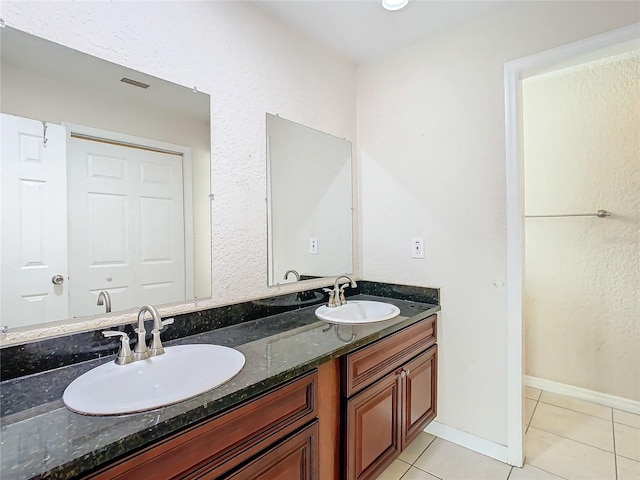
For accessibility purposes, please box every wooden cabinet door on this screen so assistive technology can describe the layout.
[345,371,402,480]
[219,422,318,480]
[402,346,437,448]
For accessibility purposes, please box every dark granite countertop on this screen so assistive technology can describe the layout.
[0,294,439,480]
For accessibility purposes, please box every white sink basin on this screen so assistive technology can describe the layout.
[315,300,401,325]
[63,344,245,416]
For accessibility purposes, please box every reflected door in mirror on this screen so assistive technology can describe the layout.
[1,114,69,327]
[67,135,187,318]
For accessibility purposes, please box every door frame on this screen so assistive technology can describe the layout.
[503,22,639,466]
[62,122,195,301]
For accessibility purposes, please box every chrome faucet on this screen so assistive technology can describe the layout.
[102,304,173,365]
[135,304,174,358]
[325,275,357,308]
[283,269,300,281]
[97,291,111,313]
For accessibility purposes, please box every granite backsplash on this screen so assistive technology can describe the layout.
[0,281,439,383]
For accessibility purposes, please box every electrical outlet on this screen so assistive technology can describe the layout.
[309,237,318,255]
[411,237,424,258]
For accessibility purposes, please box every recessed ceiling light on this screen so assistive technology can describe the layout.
[382,0,409,11]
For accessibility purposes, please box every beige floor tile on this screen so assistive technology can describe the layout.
[615,423,640,461]
[525,386,542,401]
[525,399,537,427]
[614,409,640,429]
[510,464,565,479]
[526,427,615,480]
[399,432,436,464]
[538,392,611,420]
[530,402,614,452]
[399,466,440,480]
[616,455,640,480]
[376,459,411,480]
[413,438,510,480]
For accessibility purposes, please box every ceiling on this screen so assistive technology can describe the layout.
[255,0,513,65]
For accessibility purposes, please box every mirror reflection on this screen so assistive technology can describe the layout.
[266,114,353,286]
[0,27,211,329]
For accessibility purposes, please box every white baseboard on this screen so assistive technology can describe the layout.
[524,375,640,415]
[424,421,509,464]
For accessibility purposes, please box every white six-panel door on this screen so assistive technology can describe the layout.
[66,136,186,318]
[1,113,69,327]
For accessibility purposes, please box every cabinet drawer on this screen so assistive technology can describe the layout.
[87,371,318,480]
[343,315,436,397]
[219,421,319,480]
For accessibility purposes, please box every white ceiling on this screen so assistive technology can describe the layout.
[255,0,513,65]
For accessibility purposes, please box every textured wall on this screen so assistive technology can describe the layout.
[523,52,640,401]
[0,1,357,320]
[356,2,639,446]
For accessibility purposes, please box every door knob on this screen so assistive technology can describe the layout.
[51,275,64,285]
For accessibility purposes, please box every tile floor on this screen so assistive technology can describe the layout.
[377,387,640,480]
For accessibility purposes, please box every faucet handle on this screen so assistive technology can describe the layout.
[102,330,133,365]
[323,288,337,308]
[161,317,174,329]
[338,284,349,305]
[151,317,174,333]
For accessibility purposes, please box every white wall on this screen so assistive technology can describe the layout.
[357,2,640,447]
[523,52,640,402]
[0,1,357,308]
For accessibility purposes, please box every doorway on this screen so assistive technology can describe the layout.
[504,22,640,467]
[521,51,639,404]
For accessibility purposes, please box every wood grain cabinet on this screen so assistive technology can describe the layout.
[343,315,438,480]
[85,371,318,480]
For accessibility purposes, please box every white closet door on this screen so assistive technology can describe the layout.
[66,136,185,317]
[1,113,69,327]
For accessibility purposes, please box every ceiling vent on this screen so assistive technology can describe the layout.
[120,77,150,89]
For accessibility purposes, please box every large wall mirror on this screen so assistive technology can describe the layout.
[266,113,353,286]
[0,27,211,331]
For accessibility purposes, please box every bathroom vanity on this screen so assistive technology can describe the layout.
[84,314,437,480]
[0,285,439,480]
[343,315,437,480]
